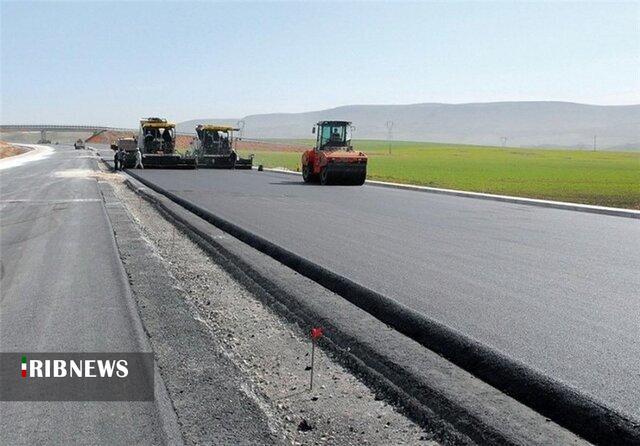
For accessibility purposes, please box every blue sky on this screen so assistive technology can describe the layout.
[1,1,638,126]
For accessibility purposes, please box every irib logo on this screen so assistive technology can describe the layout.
[20,355,128,378]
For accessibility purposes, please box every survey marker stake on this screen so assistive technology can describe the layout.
[309,327,324,391]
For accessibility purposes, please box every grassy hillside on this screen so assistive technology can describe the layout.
[243,140,640,209]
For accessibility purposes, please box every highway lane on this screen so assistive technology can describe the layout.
[131,167,640,423]
[0,146,174,443]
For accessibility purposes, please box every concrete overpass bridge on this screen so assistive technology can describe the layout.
[0,125,134,143]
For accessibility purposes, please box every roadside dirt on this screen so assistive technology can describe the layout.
[236,139,308,153]
[53,168,125,181]
[175,134,194,150]
[0,141,29,159]
[105,167,437,445]
[88,132,194,151]
[86,130,135,144]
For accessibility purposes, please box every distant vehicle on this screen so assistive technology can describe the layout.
[193,125,253,169]
[302,121,367,185]
[74,139,85,150]
[137,117,197,169]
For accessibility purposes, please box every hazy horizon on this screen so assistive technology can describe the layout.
[2,100,639,127]
[173,101,640,150]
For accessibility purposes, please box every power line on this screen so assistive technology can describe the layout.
[237,120,246,139]
[386,121,394,155]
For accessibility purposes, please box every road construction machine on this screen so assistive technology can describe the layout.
[137,117,197,169]
[111,137,137,167]
[301,121,367,185]
[192,125,253,169]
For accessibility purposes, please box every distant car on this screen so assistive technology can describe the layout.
[74,139,85,150]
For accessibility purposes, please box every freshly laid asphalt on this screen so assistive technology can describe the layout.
[0,146,176,444]
[130,166,640,424]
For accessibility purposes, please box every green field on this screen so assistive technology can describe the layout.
[244,140,640,209]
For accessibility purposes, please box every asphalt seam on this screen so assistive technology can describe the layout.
[120,175,480,445]
[121,179,455,444]
[255,167,640,219]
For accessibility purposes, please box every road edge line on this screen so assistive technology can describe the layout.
[255,167,640,219]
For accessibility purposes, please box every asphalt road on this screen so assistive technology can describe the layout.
[130,166,640,423]
[0,146,175,443]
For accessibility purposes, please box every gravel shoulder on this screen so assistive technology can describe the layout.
[100,165,436,445]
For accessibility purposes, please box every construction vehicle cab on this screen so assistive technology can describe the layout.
[137,117,196,169]
[302,121,367,185]
[193,125,253,169]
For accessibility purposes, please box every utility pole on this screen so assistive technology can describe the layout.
[386,121,394,155]
[237,120,246,139]
[593,135,597,152]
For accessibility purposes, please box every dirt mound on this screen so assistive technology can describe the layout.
[0,141,28,159]
[175,134,194,150]
[175,137,305,153]
[236,139,308,153]
[86,130,135,144]
[88,131,194,152]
